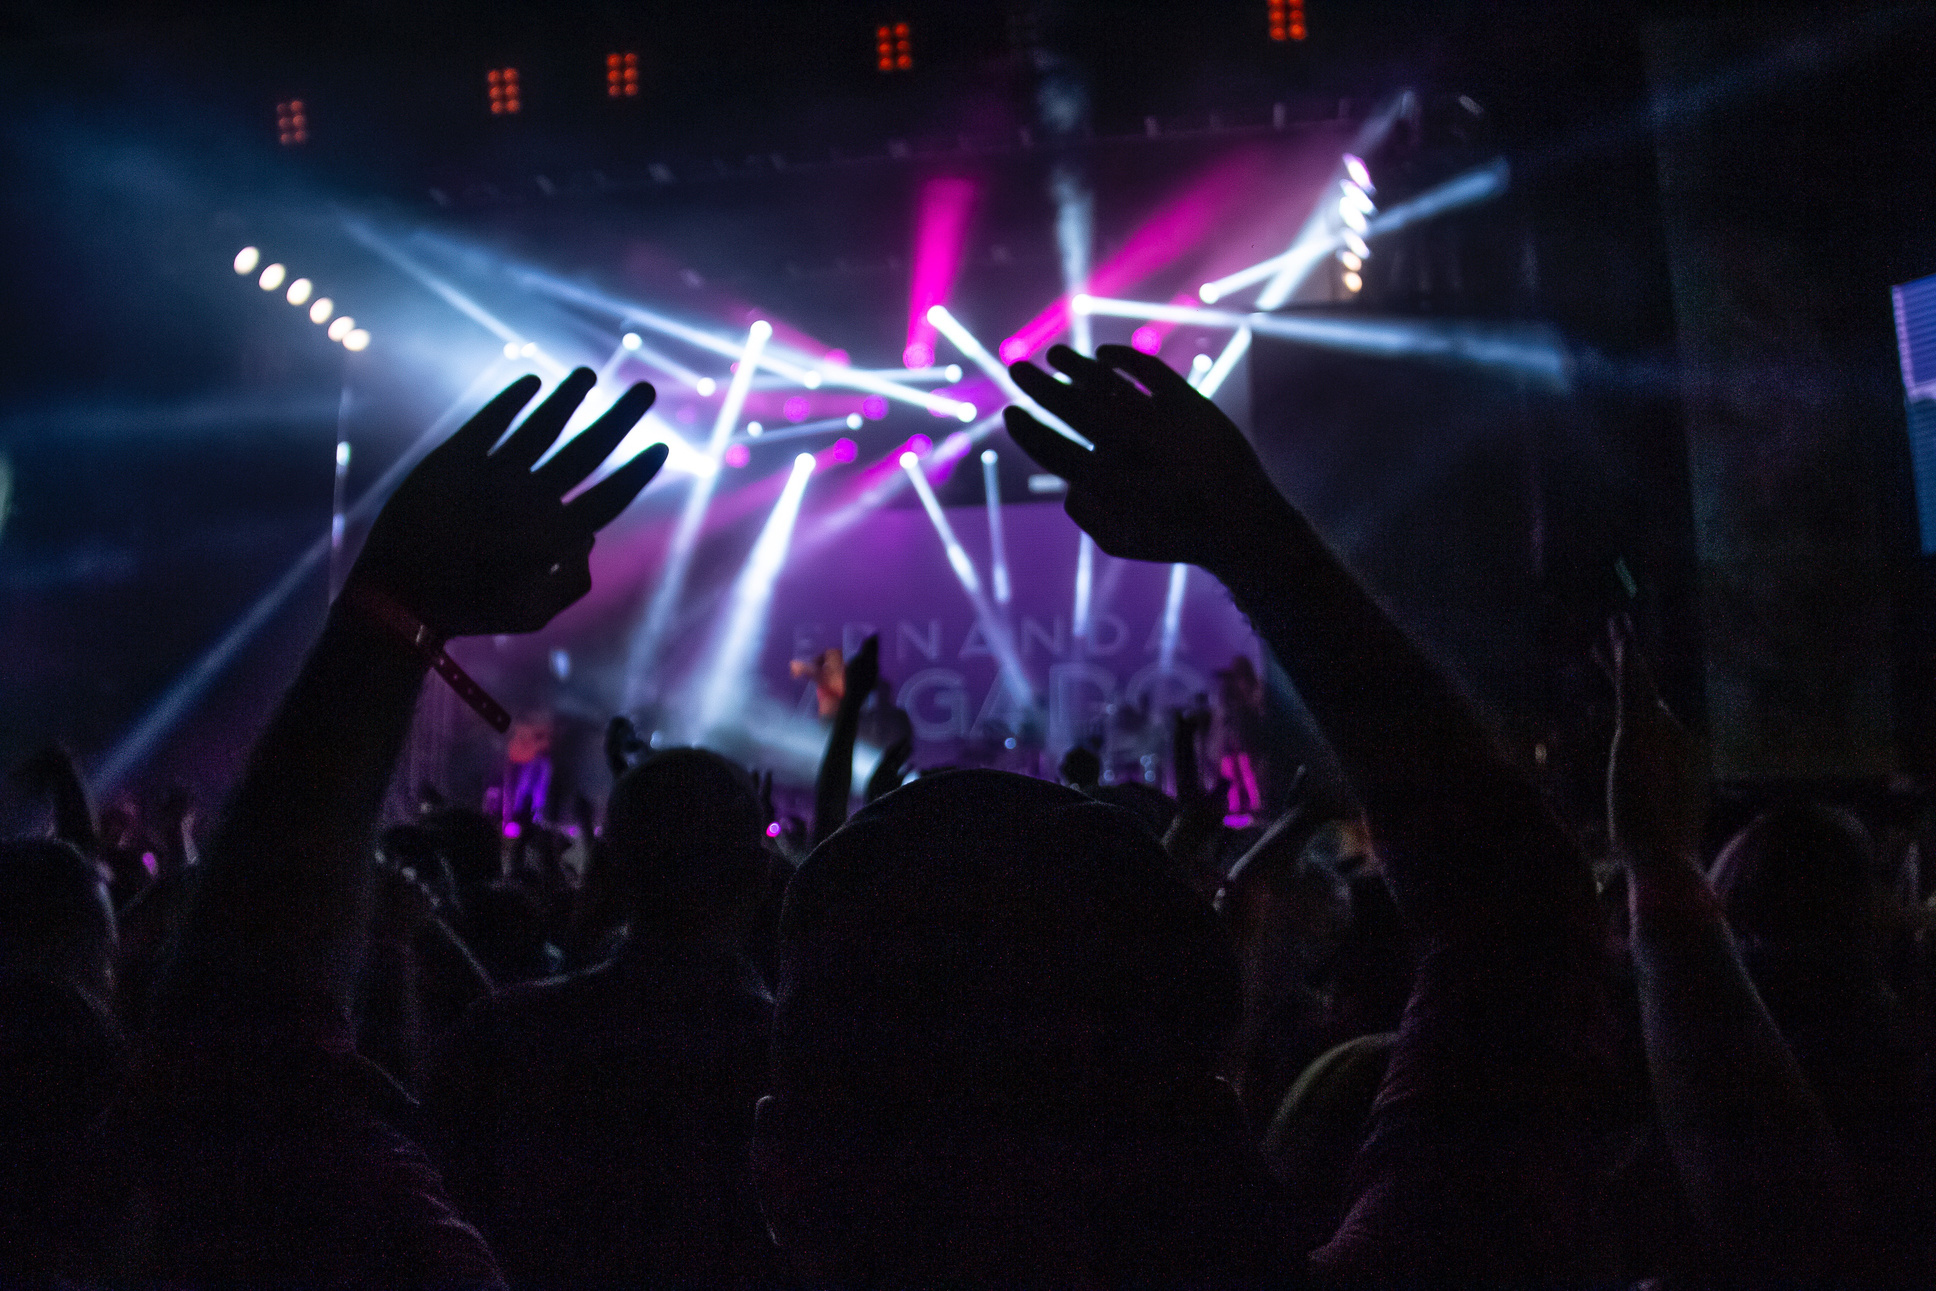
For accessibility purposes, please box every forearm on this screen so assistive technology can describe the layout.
[1627,848,1860,1271]
[812,700,863,847]
[165,599,429,1012]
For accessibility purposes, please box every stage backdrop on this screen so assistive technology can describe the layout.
[759,501,1260,773]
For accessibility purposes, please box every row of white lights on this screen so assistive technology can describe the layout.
[232,247,371,351]
[1335,154,1377,294]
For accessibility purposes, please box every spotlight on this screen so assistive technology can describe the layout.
[1342,271,1363,293]
[622,332,642,349]
[955,403,976,422]
[1159,563,1188,672]
[901,452,1032,703]
[625,318,774,699]
[904,341,934,369]
[725,444,751,468]
[259,264,286,291]
[862,395,889,420]
[1340,251,1363,271]
[519,341,538,357]
[1342,230,1371,259]
[285,278,312,306]
[945,364,962,382]
[999,337,1027,363]
[982,448,1011,606]
[1338,199,1369,232]
[1189,353,1214,381]
[845,413,863,429]
[803,371,822,388]
[829,438,858,463]
[784,395,811,422]
[1343,154,1373,191]
[747,422,764,437]
[344,329,371,351]
[689,452,818,735]
[899,450,917,468]
[328,317,354,341]
[504,341,521,359]
[233,247,261,274]
[1130,326,1162,354]
[310,297,334,323]
[696,377,718,396]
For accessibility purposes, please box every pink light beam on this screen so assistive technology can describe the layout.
[905,177,979,369]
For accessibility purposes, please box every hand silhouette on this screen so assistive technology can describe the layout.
[351,369,665,639]
[1005,344,1287,570]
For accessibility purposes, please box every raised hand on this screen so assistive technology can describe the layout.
[1005,344,1287,570]
[351,369,666,639]
[1605,618,1704,866]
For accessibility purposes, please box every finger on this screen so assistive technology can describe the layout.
[441,375,543,460]
[496,368,598,472]
[1095,344,1198,402]
[1003,406,1094,482]
[1010,358,1116,429]
[1044,344,1145,398]
[564,443,668,533]
[534,381,657,495]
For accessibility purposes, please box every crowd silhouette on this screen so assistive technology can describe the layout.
[2,341,1931,1287]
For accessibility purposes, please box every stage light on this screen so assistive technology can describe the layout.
[689,452,816,736]
[1075,295,1571,389]
[519,341,538,358]
[944,364,963,382]
[1029,474,1066,494]
[861,395,888,420]
[1192,98,1409,396]
[622,332,642,350]
[328,316,354,341]
[904,341,933,368]
[626,319,772,701]
[606,52,639,98]
[982,449,1011,607]
[1342,230,1371,259]
[1267,0,1307,41]
[234,247,260,274]
[846,413,863,429]
[1339,200,1369,232]
[1340,251,1363,271]
[927,304,1088,447]
[999,337,1027,363]
[784,396,810,422]
[344,329,371,351]
[1159,563,1188,672]
[487,67,521,115]
[901,452,1033,705]
[1189,353,1214,382]
[1363,157,1511,239]
[1053,164,1094,356]
[504,341,520,359]
[747,421,764,437]
[695,377,717,396]
[803,371,822,388]
[259,264,286,291]
[1072,533,1094,643]
[285,278,312,306]
[829,437,857,463]
[876,21,912,72]
[725,444,751,467]
[1343,154,1373,192]
[1342,271,1363,293]
[1130,326,1162,354]
[276,99,308,145]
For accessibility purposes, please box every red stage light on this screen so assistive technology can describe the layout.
[275,99,307,145]
[1267,0,1307,41]
[876,21,912,71]
[607,52,639,98]
[488,67,521,114]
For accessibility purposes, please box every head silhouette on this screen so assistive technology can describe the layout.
[599,747,767,941]
[755,770,1274,1286]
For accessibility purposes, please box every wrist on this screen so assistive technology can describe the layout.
[336,580,512,733]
